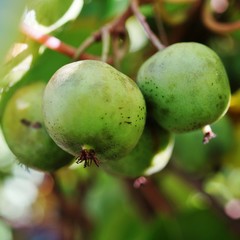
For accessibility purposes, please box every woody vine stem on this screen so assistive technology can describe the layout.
[21,0,165,62]
[21,0,240,60]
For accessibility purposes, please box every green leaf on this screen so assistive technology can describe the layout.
[81,0,129,20]
[0,0,28,65]
[0,47,70,121]
[24,0,83,33]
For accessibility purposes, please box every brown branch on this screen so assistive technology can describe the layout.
[74,5,133,60]
[131,0,166,50]
[125,177,175,219]
[138,177,175,214]
[51,173,93,240]
[202,0,240,34]
[111,28,130,68]
[21,23,100,60]
[73,34,99,60]
[75,0,162,60]
[21,0,159,62]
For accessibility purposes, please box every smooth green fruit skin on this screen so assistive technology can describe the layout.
[2,82,73,172]
[43,60,146,161]
[103,120,174,178]
[137,42,231,133]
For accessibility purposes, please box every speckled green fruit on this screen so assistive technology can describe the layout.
[2,82,73,172]
[103,120,174,178]
[42,60,146,164]
[137,42,231,133]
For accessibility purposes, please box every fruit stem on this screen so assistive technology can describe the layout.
[131,0,166,50]
[133,176,148,188]
[202,125,216,144]
[76,148,100,168]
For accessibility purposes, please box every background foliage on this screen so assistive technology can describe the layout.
[1,0,240,239]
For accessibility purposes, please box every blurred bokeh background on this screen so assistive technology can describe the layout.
[1,0,240,239]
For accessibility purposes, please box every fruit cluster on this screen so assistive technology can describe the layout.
[1,42,231,177]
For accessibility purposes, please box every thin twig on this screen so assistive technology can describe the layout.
[111,32,129,68]
[21,0,156,62]
[153,0,169,46]
[74,5,133,61]
[51,173,93,240]
[137,177,175,214]
[73,34,100,60]
[202,1,240,34]
[21,23,99,60]
[74,0,159,61]
[101,26,111,62]
[125,177,175,219]
[131,0,166,50]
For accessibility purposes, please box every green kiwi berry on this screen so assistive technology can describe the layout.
[2,82,73,172]
[137,42,231,142]
[43,60,146,166]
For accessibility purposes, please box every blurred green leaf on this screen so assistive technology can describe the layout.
[0,1,240,239]
[0,47,70,121]
[0,220,12,240]
[0,0,27,65]
[158,171,196,210]
[25,0,83,33]
[172,116,235,173]
[81,0,129,20]
[176,209,238,240]
[0,128,15,173]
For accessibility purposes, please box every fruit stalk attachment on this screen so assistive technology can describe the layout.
[202,125,216,144]
[133,176,148,188]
